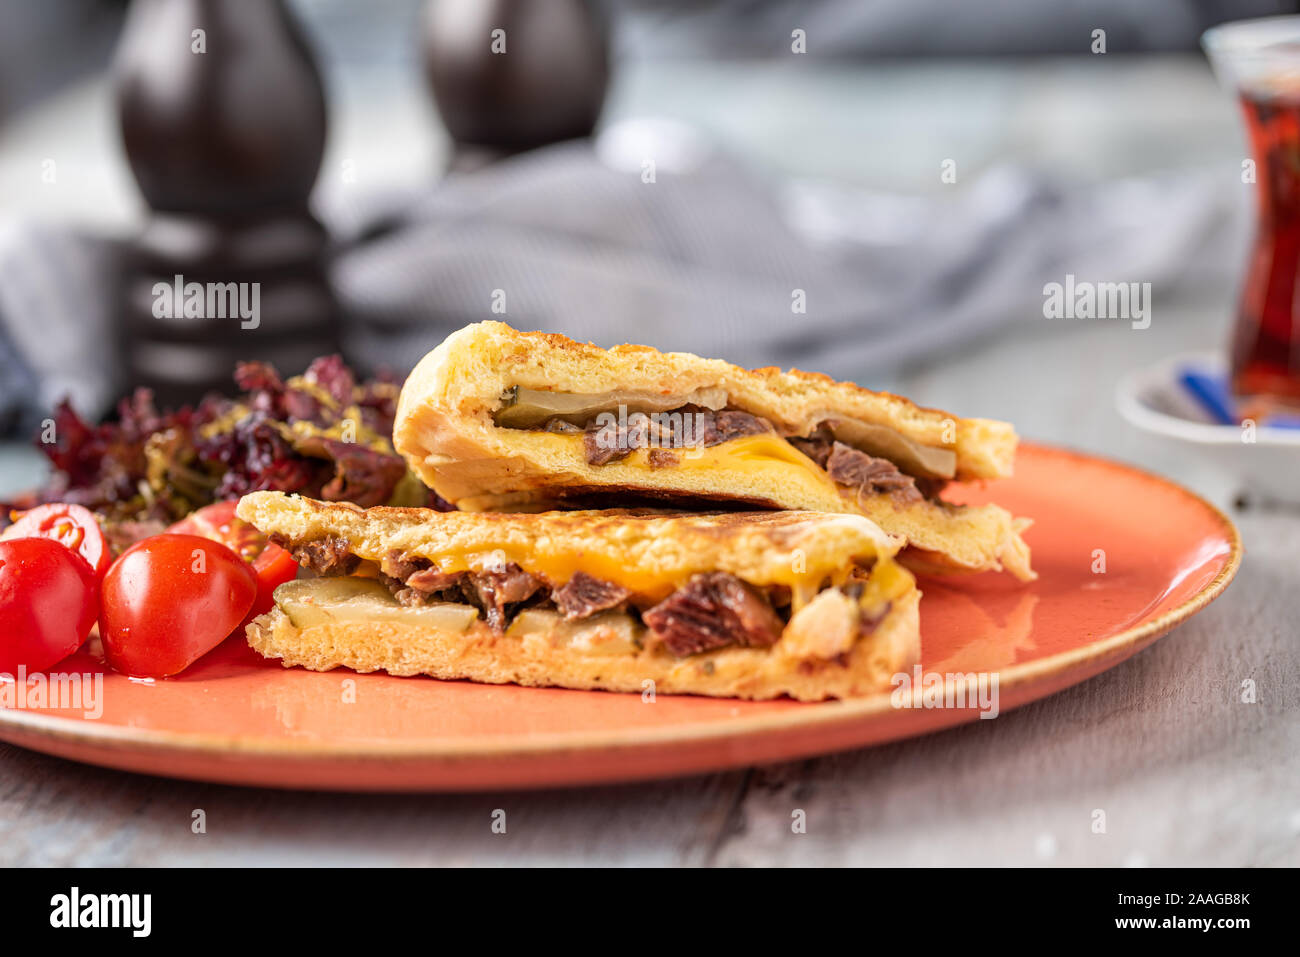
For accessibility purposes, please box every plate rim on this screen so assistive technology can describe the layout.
[0,442,1243,764]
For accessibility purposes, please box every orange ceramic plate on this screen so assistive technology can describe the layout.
[0,444,1240,792]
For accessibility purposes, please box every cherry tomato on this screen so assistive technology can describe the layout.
[166,502,247,553]
[99,534,258,678]
[3,503,111,579]
[0,538,98,674]
[246,544,299,618]
[167,502,296,619]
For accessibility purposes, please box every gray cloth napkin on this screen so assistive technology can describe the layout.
[0,140,1237,436]
[334,139,1237,382]
[0,222,122,435]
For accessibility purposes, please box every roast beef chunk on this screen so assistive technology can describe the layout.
[792,427,948,502]
[583,427,630,466]
[788,436,832,467]
[647,449,679,468]
[381,549,428,582]
[390,586,428,607]
[466,563,543,630]
[642,572,785,657]
[914,477,950,500]
[379,550,538,625]
[824,442,921,503]
[695,409,771,447]
[553,572,631,620]
[581,407,776,465]
[378,550,465,605]
[382,569,468,608]
[406,566,466,594]
[788,424,835,467]
[582,412,674,465]
[282,535,359,577]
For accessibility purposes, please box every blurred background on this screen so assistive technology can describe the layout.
[0,0,1293,501]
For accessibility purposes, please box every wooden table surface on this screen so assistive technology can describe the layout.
[1,56,1295,866]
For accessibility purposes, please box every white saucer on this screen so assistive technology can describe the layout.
[1116,351,1300,504]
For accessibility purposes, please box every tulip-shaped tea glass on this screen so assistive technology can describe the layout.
[1205,16,1300,416]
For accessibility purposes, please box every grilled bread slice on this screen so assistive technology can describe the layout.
[236,491,920,701]
[393,321,1033,579]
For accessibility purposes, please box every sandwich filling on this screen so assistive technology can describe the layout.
[493,388,956,505]
[272,535,911,659]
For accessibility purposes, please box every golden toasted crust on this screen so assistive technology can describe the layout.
[855,498,1034,582]
[395,320,1015,483]
[392,322,1034,580]
[447,482,1036,581]
[245,589,920,702]
[236,490,901,596]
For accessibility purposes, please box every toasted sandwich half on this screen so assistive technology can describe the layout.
[236,490,920,701]
[394,322,1034,580]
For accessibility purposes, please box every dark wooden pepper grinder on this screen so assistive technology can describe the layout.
[114,0,339,407]
[423,0,610,171]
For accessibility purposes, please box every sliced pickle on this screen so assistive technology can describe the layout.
[508,607,641,657]
[495,386,727,429]
[822,418,956,480]
[508,608,561,636]
[273,578,479,632]
[494,384,954,479]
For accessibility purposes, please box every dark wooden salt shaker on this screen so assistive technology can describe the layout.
[114,0,339,407]
[423,0,611,171]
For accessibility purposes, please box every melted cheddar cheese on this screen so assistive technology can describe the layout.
[626,433,842,499]
[402,432,894,601]
[517,430,846,511]
[378,541,898,606]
